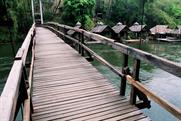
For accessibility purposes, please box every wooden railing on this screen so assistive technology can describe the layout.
[44,22,181,120]
[0,24,35,121]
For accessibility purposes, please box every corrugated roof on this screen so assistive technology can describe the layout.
[150,25,168,34]
[129,22,146,32]
[112,22,126,34]
[91,24,109,33]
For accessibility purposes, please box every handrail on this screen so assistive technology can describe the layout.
[44,22,181,120]
[21,24,35,64]
[46,22,181,78]
[15,23,35,63]
[126,75,181,119]
[0,60,23,121]
[23,32,35,121]
[0,24,35,121]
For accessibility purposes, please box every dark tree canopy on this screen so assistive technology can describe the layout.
[0,0,32,42]
[61,0,95,30]
[97,0,181,28]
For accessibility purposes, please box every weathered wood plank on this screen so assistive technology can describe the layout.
[31,27,148,121]
[32,87,116,106]
[126,75,181,120]
[120,115,147,121]
[33,91,120,111]
[62,106,138,121]
[34,102,131,121]
[104,110,144,121]
[0,60,23,121]
[44,23,181,121]
[33,95,125,116]
[15,48,24,60]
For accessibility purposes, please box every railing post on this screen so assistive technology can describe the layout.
[57,26,60,31]
[23,66,28,81]
[63,26,66,41]
[81,31,85,56]
[78,32,81,54]
[130,59,140,104]
[14,70,28,120]
[120,54,128,96]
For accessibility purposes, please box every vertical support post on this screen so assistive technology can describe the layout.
[39,0,43,24]
[81,31,85,56]
[120,54,128,96]
[130,59,140,104]
[23,66,28,81]
[31,0,35,23]
[78,32,81,54]
[14,72,28,120]
[63,26,66,41]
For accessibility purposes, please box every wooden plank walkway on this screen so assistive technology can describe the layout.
[32,27,150,121]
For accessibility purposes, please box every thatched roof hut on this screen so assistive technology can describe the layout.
[112,22,127,34]
[129,22,146,32]
[150,25,168,35]
[67,22,81,36]
[91,22,113,34]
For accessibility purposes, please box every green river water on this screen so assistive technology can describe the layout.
[0,41,181,121]
[88,41,181,121]
[0,43,22,121]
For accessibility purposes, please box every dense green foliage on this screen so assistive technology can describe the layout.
[0,0,180,43]
[144,0,181,27]
[61,0,95,30]
[0,0,32,42]
[55,0,181,29]
[100,0,181,28]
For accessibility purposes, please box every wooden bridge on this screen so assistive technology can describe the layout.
[0,22,181,121]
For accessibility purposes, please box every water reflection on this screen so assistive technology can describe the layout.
[0,43,22,121]
[0,44,15,93]
[89,41,181,121]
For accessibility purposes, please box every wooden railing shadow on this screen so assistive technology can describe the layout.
[0,24,35,121]
[44,22,181,120]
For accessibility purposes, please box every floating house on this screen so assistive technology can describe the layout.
[150,25,181,42]
[67,22,82,37]
[129,22,146,38]
[112,22,127,42]
[166,25,181,40]
[91,22,113,37]
[150,25,168,41]
[150,25,168,35]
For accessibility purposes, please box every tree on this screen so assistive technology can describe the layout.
[0,0,32,42]
[105,0,181,28]
[61,0,95,30]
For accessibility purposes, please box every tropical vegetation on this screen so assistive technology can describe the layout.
[0,0,181,42]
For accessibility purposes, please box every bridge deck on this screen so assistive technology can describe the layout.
[32,27,150,121]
